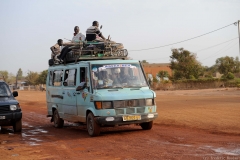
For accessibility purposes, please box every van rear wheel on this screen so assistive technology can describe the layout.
[53,110,64,128]
[140,121,153,130]
[87,112,100,137]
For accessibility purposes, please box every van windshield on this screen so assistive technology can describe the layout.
[0,82,11,97]
[91,63,148,89]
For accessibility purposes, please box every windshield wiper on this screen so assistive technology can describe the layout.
[96,86,114,89]
[127,86,142,88]
[113,86,123,89]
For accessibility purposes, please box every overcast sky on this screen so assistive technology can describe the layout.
[0,0,239,75]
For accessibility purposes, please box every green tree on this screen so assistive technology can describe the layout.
[141,60,148,63]
[17,68,23,80]
[222,72,235,80]
[25,71,39,85]
[170,48,203,80]
[0,70,9,82]
[215,56,240,76]
[203,65,217,78]
[37,70,48,84]
[7,73,16,84]
[157,70,169,81]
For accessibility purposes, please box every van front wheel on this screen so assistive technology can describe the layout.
[140,121,153,130]
[87,112,100,137]
[53,110,64,128]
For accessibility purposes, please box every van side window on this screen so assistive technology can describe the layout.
[64,69,76,87]
[53,70,63,87]
[49,71,53,86]
[80,67,86,82]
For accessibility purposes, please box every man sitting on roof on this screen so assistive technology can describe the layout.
[86,21,124,55]
[86,21,106,41]
[50,39,63,63]
[56,26,85,63]
[72,26,86,42]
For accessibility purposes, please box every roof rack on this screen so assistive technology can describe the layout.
[49,41,129,66]
[64,41,128,63]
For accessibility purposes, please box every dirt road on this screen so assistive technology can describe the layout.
[1,88,240,160]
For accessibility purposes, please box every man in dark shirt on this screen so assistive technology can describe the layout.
[86,21,106,41]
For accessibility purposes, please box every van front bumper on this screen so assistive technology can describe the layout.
[95,113,158,126]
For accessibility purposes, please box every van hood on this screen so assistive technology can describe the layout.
[0,97,18,106]
[93,88,155,101]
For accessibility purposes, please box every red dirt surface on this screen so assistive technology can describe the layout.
[1,88,240,160]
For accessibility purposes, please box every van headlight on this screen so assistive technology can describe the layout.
[146,99,154,106]
[102,102,112,109]
[10,105,17,110]
[94,101,112,109]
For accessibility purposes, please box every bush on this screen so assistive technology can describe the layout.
[226,72,235,80]
[189,75,196,80]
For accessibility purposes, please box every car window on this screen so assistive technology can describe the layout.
[64,69,76,87]
[53,70,63,87]
[0,82,11,96]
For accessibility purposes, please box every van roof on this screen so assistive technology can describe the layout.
[49,59,140,68]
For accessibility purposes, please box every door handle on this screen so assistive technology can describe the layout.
[62,92,65,94]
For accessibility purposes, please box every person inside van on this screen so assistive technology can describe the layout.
[111,68,121,85]
[50,39,63,63]
[98,70,113,87]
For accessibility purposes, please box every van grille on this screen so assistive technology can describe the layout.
[115,109,124,115]
[0,105,10,113]
[113,99,146,108]
[126,108,135,114]
[115,107,146,115]
[136,107,145,113]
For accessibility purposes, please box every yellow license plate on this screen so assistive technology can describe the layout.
[122,115,141,121]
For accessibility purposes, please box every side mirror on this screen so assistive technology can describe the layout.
[63,82,67,86]
[76,82,86,91]
[13,91,18,97]
[100,25,102,29]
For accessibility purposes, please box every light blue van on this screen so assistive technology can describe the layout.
[46,57,158,136]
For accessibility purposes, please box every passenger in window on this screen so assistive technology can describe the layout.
[98,71,113,87]
[111,68,121,85]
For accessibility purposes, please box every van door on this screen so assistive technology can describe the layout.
[76,66,92,122]
[48,70,64,117]
[62,68,79,122]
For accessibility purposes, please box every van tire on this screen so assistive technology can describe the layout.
[53,110,64,128]
[140,121,153,130]
[13,119,22,132]
[87,112,100,137]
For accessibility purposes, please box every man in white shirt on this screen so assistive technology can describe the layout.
[57,26,85,62]
[72,26,85,42]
